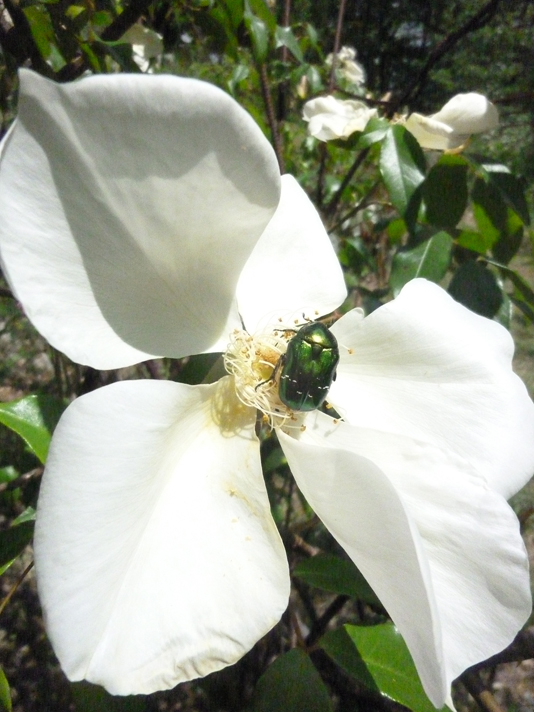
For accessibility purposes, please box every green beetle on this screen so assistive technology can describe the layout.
[277,321,340,412]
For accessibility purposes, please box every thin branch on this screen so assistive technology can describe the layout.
[306,594,349,647]
[394,0,502,111]
[324,146,370,220]
[259,64,285,173]
[56,0,154,82]
[0,561,34,619]
[316,0,348,207]
[1,0,54,76]
[460,670,506,712]
[328,180,381,233]
[0,467,42,494]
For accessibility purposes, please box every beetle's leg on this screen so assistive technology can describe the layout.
[255,354,285,391]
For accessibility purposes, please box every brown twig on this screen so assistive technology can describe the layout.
[259,63,285,173]
[306,594,349,647]
[324,146,370,220]
[0,467,43,494]
[315,0,348,207]
[460,670,506,712]
[394,0,503,112]
[0,560,34,619]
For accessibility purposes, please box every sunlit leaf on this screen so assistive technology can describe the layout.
[324,624,447,712]
[250,649,333,712]
[275,26,303,62]
[0,667,11,712]
[0,395,65,464]
[390,231,452,296]
[380,125,426,230]
[482,164,530,226]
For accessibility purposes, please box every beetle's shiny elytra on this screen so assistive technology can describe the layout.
[277,322,340,412]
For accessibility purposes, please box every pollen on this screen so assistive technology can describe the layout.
[224,328,295,427]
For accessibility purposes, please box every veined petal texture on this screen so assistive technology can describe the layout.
[280,413,531,706]
[330,279,534,499]
[0,70,281,368]
[34,378,290,694]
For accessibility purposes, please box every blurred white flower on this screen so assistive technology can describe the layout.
[303,95,377,141]
[326,45,366,86]
[120,24,163,73]
[403,92,499,150]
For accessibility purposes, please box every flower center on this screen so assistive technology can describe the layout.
[224,327,299,427]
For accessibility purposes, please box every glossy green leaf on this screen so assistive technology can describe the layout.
[448,261,503,318]
[228,64,250,95]
[482,164,530,226]
[0,395,65,464]
[250,649,333,712]
[220,0,244,29]
[390,231,452,296]
[358,117,389,148]
[0,667,11,712]
[456,229,493,254]
[471,178,524,264]
[247,0,276,32]
[422,154,468,228]
[320,628,379,692]
[275,26,303,61]
[0,521,34,569]
[489,260,534,324]
[293,554,381,607]
[328,624,447,712]
[244,0,270,62]
[379,125,426,229]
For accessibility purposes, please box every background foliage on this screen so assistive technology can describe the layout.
[0,0,534,710]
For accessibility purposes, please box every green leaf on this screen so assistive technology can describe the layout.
[250,649,333,712]
[275,26,303,61]
[390,231,453,297]
[23,5,65,69]
[321,628,379,692]
[482,164,530,226]
[422,154,468,228]
[456,229,493,254]
[357,117,389,148]
[71,682,146,712]
[244,0,270,62]
[471,178,524,264]
[293,554,381,606]
[0,395,65,464]
[0,521,34,569]
[228,64,250,95]
[488,260,534,324]
[379,125,426,230]
[327,624,447,712]
[0,667,11,712]
[247,0,276,32]
[448,261,503,318]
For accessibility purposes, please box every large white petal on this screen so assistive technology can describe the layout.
[34,378,289,694]
[280,413,530,706]
[276,418,445,706]
[236,175,347,333]
[431,93,499,135]
[403,113,460,150]
[0,70,280,368]
[330,279,534,498]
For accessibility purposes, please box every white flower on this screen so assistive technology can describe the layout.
[326,45,366,86]
[403,92,499,150]
[120,24,163,73]
[303,95,377,141]
[1,70,533,707]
